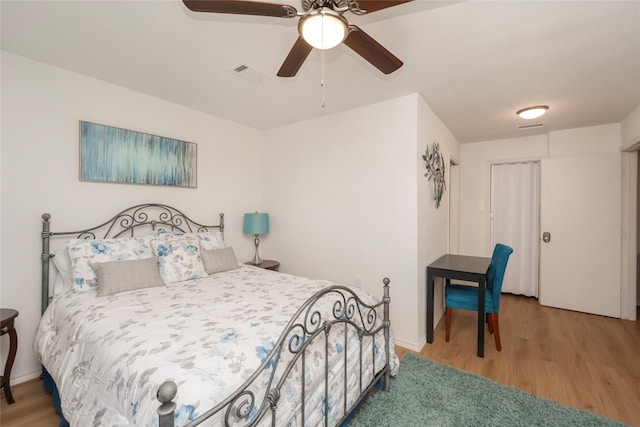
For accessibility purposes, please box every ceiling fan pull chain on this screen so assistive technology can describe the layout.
[321,49,326,108]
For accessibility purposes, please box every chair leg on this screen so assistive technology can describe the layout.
[487,313,494,334]
[491,313,502,351]
[445,308,452,342]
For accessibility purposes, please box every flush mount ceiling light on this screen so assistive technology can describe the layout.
[517,105,549,120]
[298,7,348,50]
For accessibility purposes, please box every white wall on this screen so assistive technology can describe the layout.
[416,95,460,344]
[1,51,463,381]
[0,51,264,383]
[261,93,459,350]
[620,104,640,305]
[460,125,632,317]
[549,124,621,157]
[459,134,549,256]
[622,104,640,150]
[460,125,623,256]
[261,95,419,348]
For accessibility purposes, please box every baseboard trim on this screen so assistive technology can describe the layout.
[11,369,42,386]
[394,337,425,353]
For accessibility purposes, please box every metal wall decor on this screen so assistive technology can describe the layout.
[422,142,446,209]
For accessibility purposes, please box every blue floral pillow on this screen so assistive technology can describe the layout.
[151,234,207,283]
[67,236,154,293]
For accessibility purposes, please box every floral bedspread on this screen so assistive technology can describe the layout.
[35,266,398,426]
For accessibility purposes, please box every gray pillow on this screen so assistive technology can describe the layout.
[91,257,165,297]
[201,246,240,275]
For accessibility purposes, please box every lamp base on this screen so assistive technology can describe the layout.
[252,234,263,265]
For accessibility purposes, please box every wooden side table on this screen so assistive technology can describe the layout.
[245,260,280,271]
[1,308,19,404]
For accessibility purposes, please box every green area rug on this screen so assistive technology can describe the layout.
[350,353,626,426]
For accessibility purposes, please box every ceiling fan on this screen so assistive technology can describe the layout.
[182,0,412,77]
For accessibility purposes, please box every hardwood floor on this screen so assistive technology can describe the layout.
[0,379,61,426]
[1,294,638,426]
[398,294,640,427]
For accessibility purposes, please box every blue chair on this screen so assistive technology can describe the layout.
[445,244,513,351]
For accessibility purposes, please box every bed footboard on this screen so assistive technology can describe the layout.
[157,278,392,427]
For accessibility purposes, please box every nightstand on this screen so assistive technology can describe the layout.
[1,308,19,404]
[245,260,280,271]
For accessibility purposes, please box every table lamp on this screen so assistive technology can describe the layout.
[243,212,269,265]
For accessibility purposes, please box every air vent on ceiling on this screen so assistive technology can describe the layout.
[230,63,265,82]
[517,123,544,130]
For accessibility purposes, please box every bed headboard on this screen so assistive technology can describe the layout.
[40,203,224,314]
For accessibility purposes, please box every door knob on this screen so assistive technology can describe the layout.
[542,231,551,243]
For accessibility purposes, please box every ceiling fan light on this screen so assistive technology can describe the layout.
[299,8,348,50]
[517,105,549,120]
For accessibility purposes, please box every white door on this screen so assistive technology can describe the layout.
[539,153,621,317]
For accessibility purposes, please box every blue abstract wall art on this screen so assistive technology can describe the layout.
[80,121,197,188]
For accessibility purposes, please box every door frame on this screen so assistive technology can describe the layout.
[621,149,637,320]
[449,158,460,254]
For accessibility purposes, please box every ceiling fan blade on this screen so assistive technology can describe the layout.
[277,37,313,77]
[343,25,403,74]
[352,0,413,13]
[183,0,297,18]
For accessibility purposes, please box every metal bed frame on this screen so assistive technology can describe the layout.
[40,203,391,427]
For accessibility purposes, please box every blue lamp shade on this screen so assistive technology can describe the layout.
[243,213,269,235]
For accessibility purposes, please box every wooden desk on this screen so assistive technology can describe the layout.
[426,255,491,357]
[1,308,19,404]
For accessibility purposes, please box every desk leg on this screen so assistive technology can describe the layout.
[477,277,485,358]
[426,268,434,343]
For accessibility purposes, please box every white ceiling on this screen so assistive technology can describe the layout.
[2,0,639,143]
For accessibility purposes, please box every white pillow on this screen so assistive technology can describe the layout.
[155,228,225,250]
[52,240,78,294]
[152,234,207,283]
[199,230,225,250]
[68,237,154,293]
